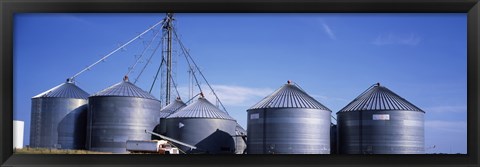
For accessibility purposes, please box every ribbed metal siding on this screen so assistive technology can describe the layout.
[30,98,88,149]
[30,82,89,149]
[250,84,330,110]
[32,82,90,99]
[165,97,236,154]
[337,84,425,154]
[339,84,424,112]
[167,97,235,120]
[247,83,332,154]
[247,108,331,154]
[92,81,157,100]
[337,111,424,154]
[153,98,186,139]
[57,104,88,149]
[165,118,236,154]
[159,98,186,118]
[330,124,337,154]
[86,96,161,153]
[86,80,161,153]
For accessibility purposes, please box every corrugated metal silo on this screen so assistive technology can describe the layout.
[336,83,425,154]
[30,80,89,149]
[330,124,337,154]
[160,97,186,118]
[234,123,247,154]
[246,81,332,154]
[153,97,186,139]
[165,96,236,154]
[86,77,161,153]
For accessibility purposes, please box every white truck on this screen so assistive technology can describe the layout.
[126,140,179,154]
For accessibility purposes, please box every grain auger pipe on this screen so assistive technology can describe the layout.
[145,130,197,150]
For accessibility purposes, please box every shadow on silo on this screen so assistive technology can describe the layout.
[57,105,87,150]
[194,129,235,154]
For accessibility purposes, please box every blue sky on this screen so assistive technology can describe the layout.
[13,13,467,154]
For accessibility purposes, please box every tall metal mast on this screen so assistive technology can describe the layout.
[163,13,174,106]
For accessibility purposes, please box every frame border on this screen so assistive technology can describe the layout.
[1,0,479,167]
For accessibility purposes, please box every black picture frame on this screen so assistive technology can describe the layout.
[1,0,479,167]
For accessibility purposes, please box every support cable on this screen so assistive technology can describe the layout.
[126,26,163,77]
[163,93,201,118]
[162,57,182,99]
[69,19,166,81]
[134,32,165,84]
[185,93,201,105]
[149,56,165,94]
[148,46,181,100]
[172,28,229,114]
[174,37,204,94]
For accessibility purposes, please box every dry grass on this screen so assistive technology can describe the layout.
[14,147,111,154]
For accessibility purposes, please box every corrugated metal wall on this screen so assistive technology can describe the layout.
[86,80,161,153]
[165,97,236,154]
[30,82,89,149]
[247,82,332,154]
[337,83,425,154]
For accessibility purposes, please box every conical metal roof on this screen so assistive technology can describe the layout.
[159,98,187,118]
[248,82,331,111]
[167,97,235,120]
[338,83,424,113]
[235,123,247,136]
[91,78,158,100]
[32,81,89,99]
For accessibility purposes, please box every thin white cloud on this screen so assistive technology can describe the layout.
[425,120,466,133]
[59,14,95,27]
[321,22,337,40]
[177,84,273,107]
[423,105,466,113]
[373,32,422,46]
